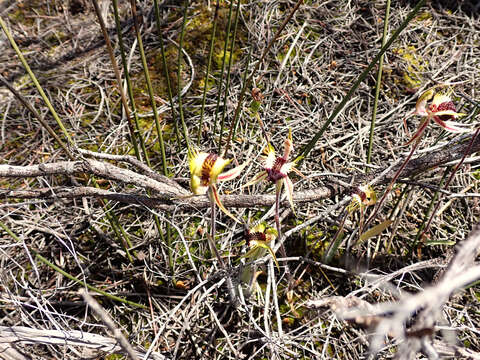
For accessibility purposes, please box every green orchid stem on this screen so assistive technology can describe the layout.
[367,0,391,168]
[0,221,146,309]
[298,0,426,163]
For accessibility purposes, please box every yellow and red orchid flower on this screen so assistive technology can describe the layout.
[242,223,279,269]
[347,184,376,214]
[189,149,247,223]
[404,86,469,146]
[245,131,300,213]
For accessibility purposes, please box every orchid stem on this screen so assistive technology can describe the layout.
[363,136,422,235]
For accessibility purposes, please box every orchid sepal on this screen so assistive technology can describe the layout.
[210,185,241,223]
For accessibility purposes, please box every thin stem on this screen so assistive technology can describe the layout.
[367,0,391,168]
[297,0,426,163]
[0,75,73,159]
[129,0,167,175]
[0,16,73,145]
[0,221,146,309]
[112,0,150,166]
[91,0,140,160]
[363,136,422,235]
[213,0,235,142]
[218,0,241,153]
[223,0,304,157]
[153,0,181,147]
[414,168,449,245]
[198,1,220,144]
[176,0,191,152]
[420,127,480,237]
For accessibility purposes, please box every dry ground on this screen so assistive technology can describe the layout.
[1,0,480,359]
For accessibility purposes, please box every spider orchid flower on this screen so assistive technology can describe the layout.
[242,223,279,269]
[404,87,469,146]
[245,131,300,213]
[347,184,376,214]
[189,149,247,223]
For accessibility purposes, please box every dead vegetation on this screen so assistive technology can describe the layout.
[0,0,480,359]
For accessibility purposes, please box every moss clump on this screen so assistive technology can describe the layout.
[393,46,427,89]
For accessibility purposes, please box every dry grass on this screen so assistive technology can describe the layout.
[1,0,480,359]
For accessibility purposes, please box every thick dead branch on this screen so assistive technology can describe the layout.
[1,134,479,210]
[0,325,165,360]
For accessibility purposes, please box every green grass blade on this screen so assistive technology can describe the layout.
[0,17,73,145]
[198,1,220,144]
[112,0,150,166]
[0,221,146,309]
[213,0,235,143]
[176,0,191,152]
[297,0,426,163]
[367,0,391,168]
[153,0,182,148]
[129,0,167,175]
[218,0,241,153]
[91,0,140,161]
[0,75,73,159]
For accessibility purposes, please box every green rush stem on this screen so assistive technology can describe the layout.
[92,0,140,160]
[130,0,167,175]
[223,44,252,158]
[198,1,220,144]
[92,178,134,264]
[0,17,73,145]
[112,0,150,166]
[153,0,181,148]
[414,168,449,245]
[367,0,391,168]
[223,0,304,158]
[420,127,480,238]
[218,0,241,153]
[0,75,73,159]
[176,0,191,152]
[0,221,146,309]
[113,0,168,269]
[213,0,235,144]
[297,0,426,163]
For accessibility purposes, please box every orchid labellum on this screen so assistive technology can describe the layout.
[245,130,300,214]
[189,149,246,223]
[404,86,469,146]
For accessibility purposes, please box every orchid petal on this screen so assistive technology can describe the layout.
[264,144,276,170]
[242,241,280,270]
[415,87,435,116]
[283,176,295,215]
[432,110,466,118]
[432,117,471,133]
[243,171,268,188]
[217,160,248,182]
[210,185,241,223]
